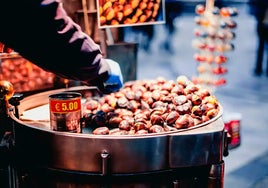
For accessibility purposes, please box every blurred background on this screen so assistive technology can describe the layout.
[122,0,268,187]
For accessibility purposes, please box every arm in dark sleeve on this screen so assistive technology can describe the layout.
[0,0,110,86]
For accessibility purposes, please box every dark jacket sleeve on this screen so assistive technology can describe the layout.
[0,0,110,86]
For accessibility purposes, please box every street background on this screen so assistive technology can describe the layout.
[123,0,268,187]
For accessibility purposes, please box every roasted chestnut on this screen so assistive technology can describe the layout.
[93,127,109,135]
[166,111,180,125]
[150,114,164,126]
[149,125,165,133]
[118,119,132,131]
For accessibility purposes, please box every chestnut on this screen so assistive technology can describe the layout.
[85,99,99,111]
[174,114,194,129]
[176,102,192,115]
[191,105,203,117]
[150,107,165,116]
[93,127,109,135]
[133,121,147,131]
[118,119,132,131]
[125,90,135,100]
[150,114,164,125]
[176,75,190,88]
[191,94,202,106]
[164,124,177,132]
[134,113,148,121]
[184,84,200,94]
[141,100,150,110]
[100,103,114,113]
[171,85,185,95]
[91,113,107,127]
[162,80,176,91]
[117,96,129,108]
[193,117,202,126]
[202,115,210,122]
[108,116,123,128]
[135,129,149,135]
[152,101,167,109]
[160,95,173,103]
[172,95,187,105]
[152,90,161,101]
[134,90,143,100]
[127,100,140,111]
[149,125,165,133]
[166,111,180,125]
[206,109,219,118]
[119,109,134,117]
[109,128,128,135]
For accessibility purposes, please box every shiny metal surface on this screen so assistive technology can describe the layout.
[12,121,168,173]
[10,86,225,174]
[169,116,224,168]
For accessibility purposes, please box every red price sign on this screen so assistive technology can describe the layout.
[50,98,81,113]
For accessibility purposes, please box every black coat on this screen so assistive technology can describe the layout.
[0,0,110,87]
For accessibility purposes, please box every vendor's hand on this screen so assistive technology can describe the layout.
[101,59,123,94]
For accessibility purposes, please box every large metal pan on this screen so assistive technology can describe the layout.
[9,86,225,174]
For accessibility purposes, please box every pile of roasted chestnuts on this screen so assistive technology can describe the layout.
[82,76,220,135]
[99,0,161,26]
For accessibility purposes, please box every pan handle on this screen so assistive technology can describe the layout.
[101,151,110,176]
[223,129,231,157]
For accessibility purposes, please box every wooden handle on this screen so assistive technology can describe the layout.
[100,29,107,58]
[82,0,91,36]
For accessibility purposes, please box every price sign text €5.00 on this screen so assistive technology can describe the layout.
[50,98,81,113]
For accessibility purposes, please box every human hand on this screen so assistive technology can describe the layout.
[100,59,123,94]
